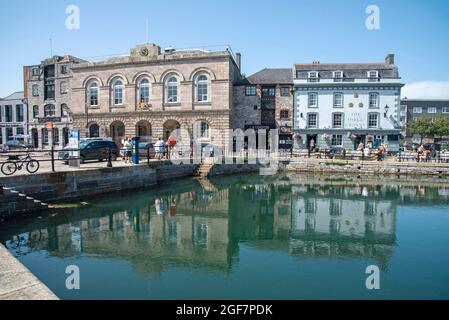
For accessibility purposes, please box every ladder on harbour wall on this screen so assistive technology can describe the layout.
[0,186,48,218]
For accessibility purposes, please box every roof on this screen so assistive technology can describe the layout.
[0,91,24,102]
[243,68,293,85]
[294,57,399,79]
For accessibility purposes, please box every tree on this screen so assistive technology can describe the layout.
[407,116,449,142]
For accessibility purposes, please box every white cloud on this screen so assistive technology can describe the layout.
[402,81,449,100]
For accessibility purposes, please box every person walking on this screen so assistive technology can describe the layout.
[155,137,165,160]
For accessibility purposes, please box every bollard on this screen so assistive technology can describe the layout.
[51,148,55,172]
[107,148,113,168]
[147,146,150,165]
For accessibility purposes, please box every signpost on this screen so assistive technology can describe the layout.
[68,129,80,167]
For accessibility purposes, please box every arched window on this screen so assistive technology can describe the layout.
[89,123,100,138]
[32,105,39,118]
[166,76,178,103]
[196,75,209,102]
[138,78,150,103]
[113,80,123,105]
[44,104,55,117]
[88,81,99,106]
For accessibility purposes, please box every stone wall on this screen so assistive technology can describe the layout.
[0,163,198,205]
[283,158,449,176]
[231,85,260,129]
[209,163,261,177]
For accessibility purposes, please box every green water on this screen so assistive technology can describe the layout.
[1,173,449,300]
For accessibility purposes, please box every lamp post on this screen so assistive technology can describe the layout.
[85,102,89,138]
[384,104,390,118]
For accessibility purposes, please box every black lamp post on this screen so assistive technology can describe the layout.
[85,102,89,138]
[384,104,390,118]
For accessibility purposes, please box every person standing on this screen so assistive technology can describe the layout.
[123,138,132,164]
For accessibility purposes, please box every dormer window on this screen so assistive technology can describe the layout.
[368,70,379,82]
[333,71,343,82]
[308,71,319,83]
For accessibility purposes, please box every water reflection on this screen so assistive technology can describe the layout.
[2,174,449,277]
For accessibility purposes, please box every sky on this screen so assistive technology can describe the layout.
[1,0,449,99]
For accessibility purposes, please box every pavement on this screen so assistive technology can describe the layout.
[0,244,58,300]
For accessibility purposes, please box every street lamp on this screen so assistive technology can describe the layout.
[384,104,390,118]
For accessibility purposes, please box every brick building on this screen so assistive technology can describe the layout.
[233,68,293,150]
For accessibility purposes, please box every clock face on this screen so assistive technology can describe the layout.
[140,47,149,56]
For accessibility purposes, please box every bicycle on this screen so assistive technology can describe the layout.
[1,153,40,175]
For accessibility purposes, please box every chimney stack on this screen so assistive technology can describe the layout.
[385,53,395,65]
[236,52,241,70]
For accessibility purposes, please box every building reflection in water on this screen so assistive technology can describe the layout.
[6,175,448,276]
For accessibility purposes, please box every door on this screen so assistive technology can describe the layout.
[307,135,317,150]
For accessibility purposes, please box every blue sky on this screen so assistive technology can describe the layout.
[1,0,449,98]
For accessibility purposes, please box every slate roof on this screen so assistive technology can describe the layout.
[0,91,24,102]
[294,62,399,79]
[240,68,293,85]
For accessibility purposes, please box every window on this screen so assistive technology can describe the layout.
[308,71,319,82]
[331,134,342,146]
[307,113,318,128]
[113,80,123,105]
[262,87,275,96]
[16,104,24,122]
[44,80,55,100]
[200,121,209,138]
[60,81,68,94]
[32,67,39,76]
[60,65,68,74]
[368,113,379,128]
[42,128,48,145]
[6,128,13,141]
[369,93,379,109]
[32,84,39,96]
[333,71,343,82]
[138,78,150,104]
[413,107,422,113]
[16,127,24,136]
[400,105,407,112]
[443,107,449,114]
[44,104,55,117]
[4,105,12,122]
[33,105,39,118]
[308,92,318,108]
[280,110,289,119]
[196,75,208,102]
[332,113,343,128]
[245,86,256,96]
[280,87,290,96]
[52,128,59,145]
[61,104,69,118]
[427,107,437,114]
[368,70,379,81]
[333,93,343,108]
[166,76,178,103]
[88,81,98,106]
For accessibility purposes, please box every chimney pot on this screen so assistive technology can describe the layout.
[386,53,395,65]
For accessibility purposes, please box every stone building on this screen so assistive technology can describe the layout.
[24,55,86,148]
[0,91,27,145]
[293,54,403,152]
[69,44,242,150]
[232,68,293,150]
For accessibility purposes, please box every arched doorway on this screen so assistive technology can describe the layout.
[89,123,100,138]
[136,120,152,141]
[110,121,125,145]
[162,120,181,140]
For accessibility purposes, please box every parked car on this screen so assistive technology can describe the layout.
[59,140,119,163]
[2,140,33,151]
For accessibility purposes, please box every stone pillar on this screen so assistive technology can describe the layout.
[38,128,44,150]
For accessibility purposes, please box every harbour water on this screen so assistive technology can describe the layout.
[1,174,449,299]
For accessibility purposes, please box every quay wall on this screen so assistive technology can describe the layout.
[282,158,449,176]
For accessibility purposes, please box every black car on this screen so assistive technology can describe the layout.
[59,140,119,163]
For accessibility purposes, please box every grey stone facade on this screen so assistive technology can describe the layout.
[24,55,85,149]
